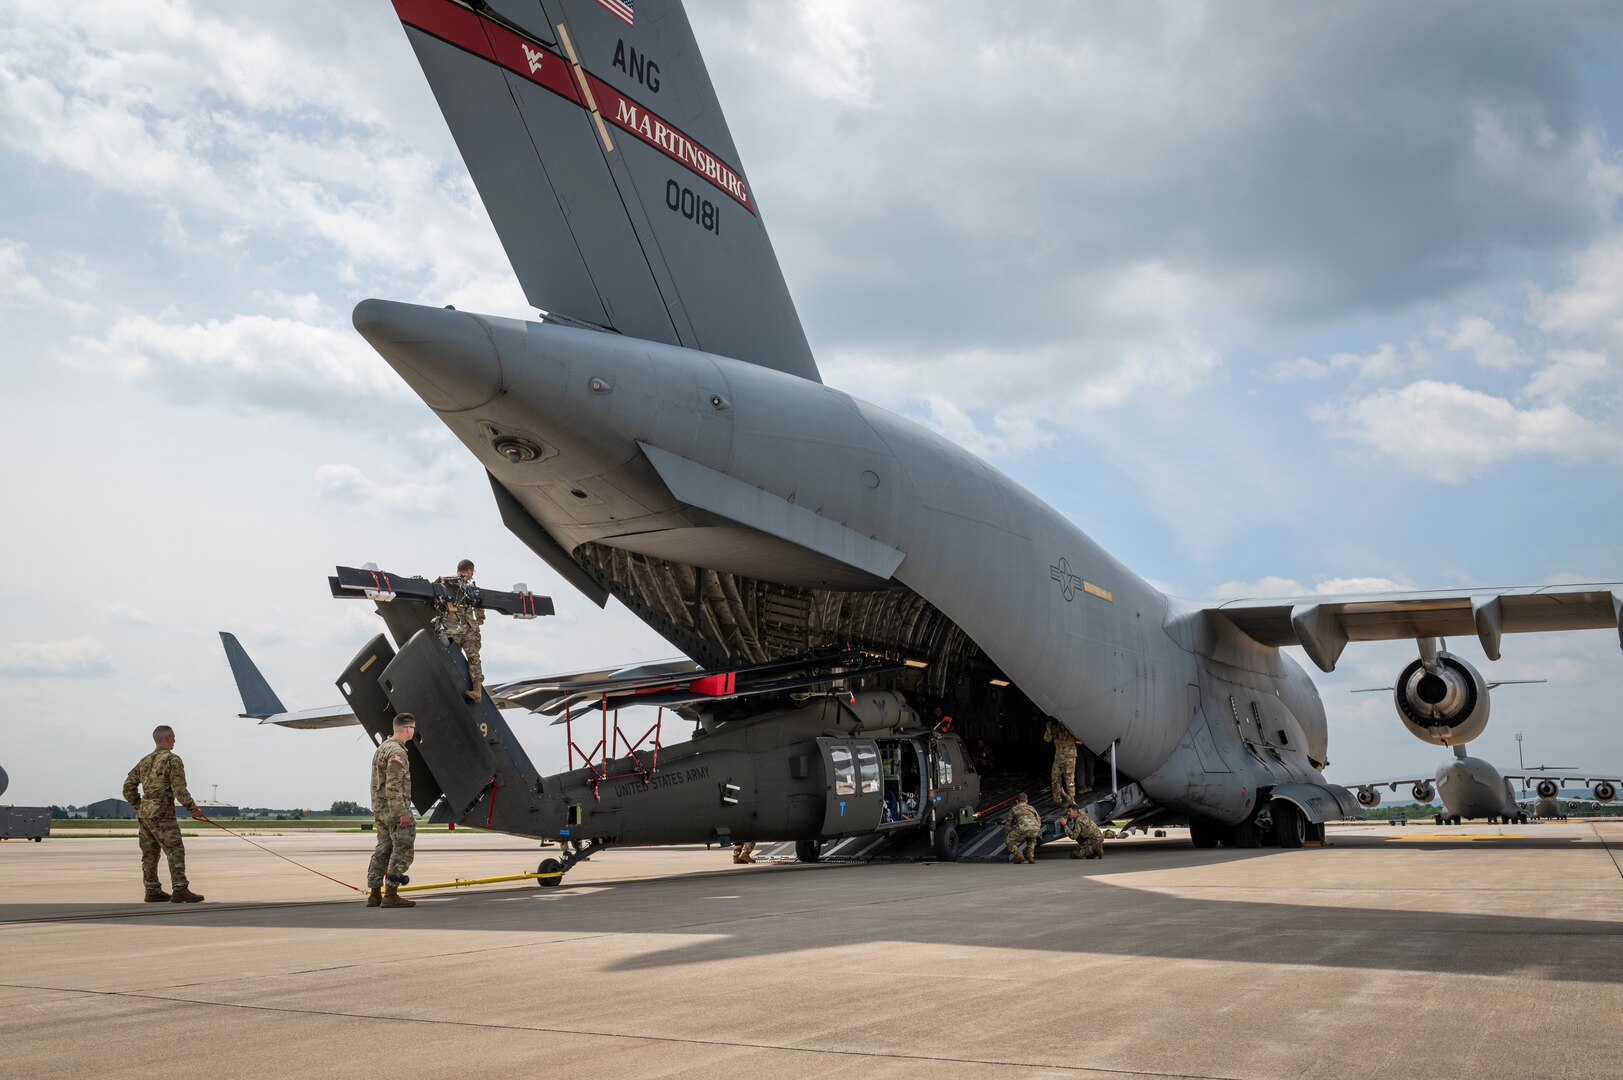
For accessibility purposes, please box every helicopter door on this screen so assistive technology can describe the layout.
[817,737,884,836]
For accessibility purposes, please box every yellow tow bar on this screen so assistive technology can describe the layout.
[395,870,563,894]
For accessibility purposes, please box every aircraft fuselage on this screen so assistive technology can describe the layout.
[355,300,1349,830]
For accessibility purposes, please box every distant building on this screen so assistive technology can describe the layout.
[186,800,240,818]
[86,798,134,819]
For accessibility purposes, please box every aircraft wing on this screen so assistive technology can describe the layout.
[1503,773,1622,790]
[1338,778,1429,792]
[1206,583,1622,672]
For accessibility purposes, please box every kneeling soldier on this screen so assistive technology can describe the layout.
[1003,792,1042,864]
[368,714,418,908]
[1064,806,1105,860]
[123,725,205,903]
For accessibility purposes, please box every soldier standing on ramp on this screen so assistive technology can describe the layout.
[1003,792,1042,864]
[122,725,205,903]
[1044,719,1079,806]
[437,559,485,703]
[368,713,418,909]
[1063,805,1105,860]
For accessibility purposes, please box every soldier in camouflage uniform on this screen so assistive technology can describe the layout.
[367,713,418,908]
[1063,805,1105,859]
[437,558,485,703]
[1003,792,1042,863]
[122,725,205,902]
[732,841,756,864]
[1043,719,1078,806]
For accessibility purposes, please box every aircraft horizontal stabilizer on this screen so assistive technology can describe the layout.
[1208,583,1622,672]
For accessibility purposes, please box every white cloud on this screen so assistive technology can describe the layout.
[0,637,113,677]
[1446,315,1530,369]
[1534,230,1623,352]
[1210,576,1410,600]
[315,463,451,520]
[70,312,408,417]
[1326,343,1403,380]
[1524,349,1610,405]
[1323,379,1623,482]
[0,239,94,317]
[101,603,152,627]
[0,2,524,313]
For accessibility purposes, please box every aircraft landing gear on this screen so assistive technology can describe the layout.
[1271,801,1307,848]
[1188,817,1221,849]
[1220,817,1262,848]
[795,839,823,863]
[1435,813,1444,825]
[931,821,960,861]
[537,839,607,886]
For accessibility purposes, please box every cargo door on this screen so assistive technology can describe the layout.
[817,737,883,836]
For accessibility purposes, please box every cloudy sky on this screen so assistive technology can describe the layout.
[3,1,1620,809]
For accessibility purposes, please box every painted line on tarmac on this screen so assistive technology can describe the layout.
[1592,824,1623,881]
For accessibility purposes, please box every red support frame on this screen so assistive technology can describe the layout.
[565,697,663,800]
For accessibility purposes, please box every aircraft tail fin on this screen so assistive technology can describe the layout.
[392,0,820,382]
[219,633,287,719]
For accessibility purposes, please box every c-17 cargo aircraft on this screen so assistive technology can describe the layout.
[256,0,1623,873]
[1346,723,1620,826]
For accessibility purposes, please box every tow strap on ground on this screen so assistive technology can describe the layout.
[399,870,563,893]
[196,815,361,892]
[194,816,564,895]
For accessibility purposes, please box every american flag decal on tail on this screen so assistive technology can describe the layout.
[596,0,634,26]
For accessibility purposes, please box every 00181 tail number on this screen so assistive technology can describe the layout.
[666,179,719,235]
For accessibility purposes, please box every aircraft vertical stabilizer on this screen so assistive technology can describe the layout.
[391,0,820,382]
[219,632,288,719]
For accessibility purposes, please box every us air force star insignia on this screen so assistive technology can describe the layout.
[1050,558,1082,601]
[521,43,546,75]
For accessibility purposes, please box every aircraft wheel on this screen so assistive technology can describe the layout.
[931,822,960,861]
[1434,814,1444,825]
[794,839,823,863]
[1220,818,1262,848]
[536,857,564,888]
[1272,801,1307,849]
[1188,817,1221,849]
[1451,816,1462,826]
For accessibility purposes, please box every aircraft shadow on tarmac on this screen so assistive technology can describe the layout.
[6,837,1619,984]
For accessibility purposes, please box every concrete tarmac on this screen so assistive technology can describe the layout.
[2,821,1620,1079]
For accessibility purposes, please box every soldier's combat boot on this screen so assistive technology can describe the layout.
[367,887,382,907]
[170,886,205,903]
[381,885,416,908]
[144,887,170,902]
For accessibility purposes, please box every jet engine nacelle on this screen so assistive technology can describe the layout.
[1356,786,1381,808]
[1411,780,1435,802]
[1393,651,1490,747]
[1593,781,1617,804]
[1535,778,1560,800]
